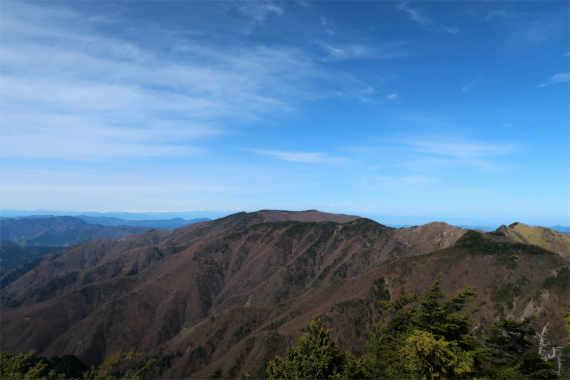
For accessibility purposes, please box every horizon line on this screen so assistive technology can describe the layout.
[1,209,568,228]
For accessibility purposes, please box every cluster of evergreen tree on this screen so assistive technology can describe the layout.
[261,278,567,380]
[2,278,567,379]
[0,349,154,380]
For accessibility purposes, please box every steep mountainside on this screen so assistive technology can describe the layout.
[1,211,567,379]
[0,216,151,247]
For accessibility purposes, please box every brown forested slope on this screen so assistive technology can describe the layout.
[1,211,567,379]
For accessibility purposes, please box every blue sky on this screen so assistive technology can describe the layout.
[1,0,568,226]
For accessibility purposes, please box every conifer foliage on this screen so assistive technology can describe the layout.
[266,319,366,379]
[267,277,564,380]
[2,279,565,379]
[0,349,154,380]
[365,277,490,379]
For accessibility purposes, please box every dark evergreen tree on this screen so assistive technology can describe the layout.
[484,317,560,379]
[366,277,492,379]
[266,318,365,379]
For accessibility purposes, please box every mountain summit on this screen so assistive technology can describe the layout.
[1,210,567,378]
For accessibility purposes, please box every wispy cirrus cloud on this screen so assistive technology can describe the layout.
[319,43,374,61]
[538,73,570,87]
[230,0,284,34]
[248,149,346,163]
[461,77,482,92]
[394,135,517,173]
[320,16,337,35]
[0,2,376,162]
[0,111,210,160]
[402,137,515,159]
[397,1,458,34]
[359,93,399,105]
[485,10,517,22]
[507,10,567,49]
[232,0,284,24]
[316,40,409,62]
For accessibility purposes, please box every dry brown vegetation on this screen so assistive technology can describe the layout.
[1,210,568,379]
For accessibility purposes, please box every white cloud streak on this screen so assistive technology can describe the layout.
[485,10,517,22]
[507,10,567,49]
[0,2,375,161]
[538,73,570,87]
[317,40,409,62]
[397,1,458,34]
[403,138,514,159]
[461,77,481,92]
[249,149,346,163]
[233,0,284,24]
[320,16,337,35]
[393,135,517,173]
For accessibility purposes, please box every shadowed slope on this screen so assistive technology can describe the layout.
[1,212,567,379]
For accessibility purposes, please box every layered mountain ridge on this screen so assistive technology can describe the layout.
[1,210,567,379]
[0,216,151,248]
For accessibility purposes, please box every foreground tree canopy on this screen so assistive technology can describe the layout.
[0,349,154,380]
[2,279,566,379]
[266,278,564,380]
[266,319,367,379]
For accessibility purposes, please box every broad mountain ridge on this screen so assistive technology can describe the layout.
[1,210,568,379]
[1,215,211,231]
[0,216,211,269]
[0,216,151,247]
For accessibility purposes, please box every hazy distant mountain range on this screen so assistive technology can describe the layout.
[1,210,568,379]
[0,216,150,247]
[0,209,225,221]
[2,209,567,234]
[77,215,210,229]
[548,225,570,234]
[0,215,210,269]
[2,215,210,229]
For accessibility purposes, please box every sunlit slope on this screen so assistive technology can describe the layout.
[2,212,568,379]
[498,222,570,257]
